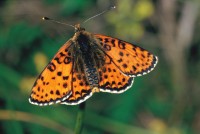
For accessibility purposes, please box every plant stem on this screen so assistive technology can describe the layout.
[74,102,86,134]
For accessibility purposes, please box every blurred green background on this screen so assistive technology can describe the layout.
[0,0,200,134]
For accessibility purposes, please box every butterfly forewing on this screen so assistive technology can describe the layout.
[29,40,73,106]
[94,34,158,77]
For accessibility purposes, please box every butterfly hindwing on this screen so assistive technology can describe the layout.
[94,34,158,77]
[61,72,92,105]
[29,40,73,106]
[98,55,134,93]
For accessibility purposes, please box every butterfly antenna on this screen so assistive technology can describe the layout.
[42,17,75,28]
[82,6,116,24]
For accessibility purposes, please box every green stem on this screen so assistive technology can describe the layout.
[74,102,86,134]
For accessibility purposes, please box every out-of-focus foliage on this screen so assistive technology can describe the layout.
[107,0,154,39]
[0,0,200,134]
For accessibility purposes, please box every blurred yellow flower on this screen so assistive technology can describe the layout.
[33,52,48,73]
[134,0,154,20]
[20,77,35,94]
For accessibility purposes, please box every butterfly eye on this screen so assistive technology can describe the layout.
[74,24,85,32]
[75,27,85,32]
[75,28,79,32]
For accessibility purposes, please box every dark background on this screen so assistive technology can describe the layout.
[0,0,200,134]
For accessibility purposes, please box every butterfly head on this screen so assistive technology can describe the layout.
[75,24,85,33]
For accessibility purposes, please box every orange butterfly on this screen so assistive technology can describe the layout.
[29,23,158,106]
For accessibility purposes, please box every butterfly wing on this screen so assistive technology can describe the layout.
[61,72,92,105]
[29,40,74,106]
[98,55,134,93]
[94,34,158,77]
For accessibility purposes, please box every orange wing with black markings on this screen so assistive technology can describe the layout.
[61,72,93,105]
[98,55,134,93]
[29,40,73,106]
[94,34,158,77]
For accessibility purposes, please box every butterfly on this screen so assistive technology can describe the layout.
[29,23,158,106]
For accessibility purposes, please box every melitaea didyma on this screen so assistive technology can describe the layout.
[29,23,158,106]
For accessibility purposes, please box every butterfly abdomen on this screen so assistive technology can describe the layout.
[83,57,99,88]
